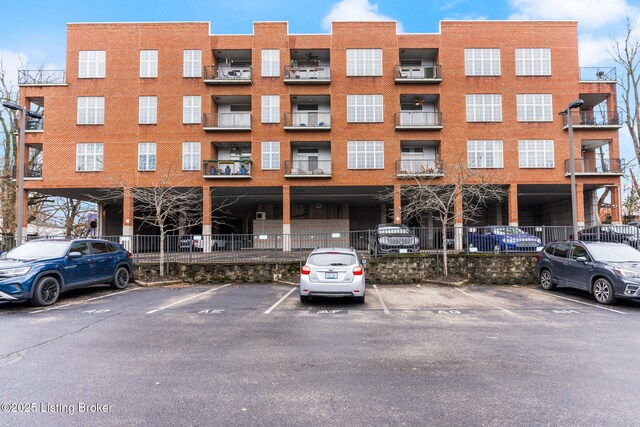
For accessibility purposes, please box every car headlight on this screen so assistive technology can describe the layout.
[0,267,31,277]
[614,268,640,278]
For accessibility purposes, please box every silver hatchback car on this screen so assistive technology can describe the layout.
[299,248,365,303]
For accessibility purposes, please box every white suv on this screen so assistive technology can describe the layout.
[299,248,365,303]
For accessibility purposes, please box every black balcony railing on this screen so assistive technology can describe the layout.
[203,65,252,82]
[283,112,331,128]
[394,65,442,81]
[395,111,443,128]
[203,160,252,177]
[18,70,66,85]
[26,117,44,131]
[579,67,616,82]
[203,113,252,129]
[562,110,622,127]
[284,159,332,176]
[564,158,623,174]
[12,164,43,179]
[396,159,444,177]
[283,66,330,81]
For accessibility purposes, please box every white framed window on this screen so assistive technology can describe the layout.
[466,94,502,122]
[76,143,104,171]
[517,94,553,122]
[261,49,280,77]
[261,141,280,170]
[347,141,384,169]
[347,95,383,123]
[139,96,157,124]
[183,50,202,78]
[346,49,383,76]
[183,96,201,124]
[516,48,551,76]
[77,97,105,125]
[140,50,158,78]
[182,142,201,171]
[78,50,106,78]
[261,95,280,123]
[518,140,554,168]
[464,49,500,76]
[467,140,504,168]
[138,142,157,171]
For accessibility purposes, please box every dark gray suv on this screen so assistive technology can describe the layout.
[535,241,640,305]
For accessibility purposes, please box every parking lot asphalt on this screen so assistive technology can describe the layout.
[1,282,639,426]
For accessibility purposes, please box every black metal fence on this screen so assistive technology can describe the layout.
[2,225,640,263]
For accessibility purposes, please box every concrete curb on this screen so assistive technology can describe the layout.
[134,279,184,287]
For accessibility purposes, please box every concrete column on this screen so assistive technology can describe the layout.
[202,186,212,253]
[611,185,622,224]
[122,187,134,236]
[393,184,401,224]
[508,185,518,226]
[576,182,585,227]
[283,185,291,251]
[454,191,463,250]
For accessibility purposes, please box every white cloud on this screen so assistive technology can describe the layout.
[508,0,639,30]
[578,34,615,66]
[0,50,29,97]
[322,0,403,32]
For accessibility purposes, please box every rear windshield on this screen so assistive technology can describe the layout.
[586,244,640,262]
[308,253,357,266]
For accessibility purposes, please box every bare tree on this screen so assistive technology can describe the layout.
[382,164,505,275]
[0,57,19,235]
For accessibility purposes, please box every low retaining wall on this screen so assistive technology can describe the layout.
[134,253,538,285]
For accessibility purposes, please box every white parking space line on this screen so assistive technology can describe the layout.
[264,287,297,314]
[527,288,626,314]
[372,285,390,315]
[146,284,231,314]
[30,287,141,314]
[456,288,516,315]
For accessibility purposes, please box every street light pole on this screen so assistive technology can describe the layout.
[561,99,585,240]
[2,100,43,245]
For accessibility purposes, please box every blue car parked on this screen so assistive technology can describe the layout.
[0,239,133,306]
[467,226,543,252]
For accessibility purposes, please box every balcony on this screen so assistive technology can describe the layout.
[25,117,44,132]
[203,113,251,131]
[284,160,332,178]
[396,159,444,178]
[12,164,43,180]
[564,158,624,176]
[18,70,66,86]
[394,65,442,83]
[395,112,443,130]
[203,65,252,84]
[579,67,616,82]
[562,110,623,129]
[203,160,252,179]
[284,112,331,130]
[284,66,330,84]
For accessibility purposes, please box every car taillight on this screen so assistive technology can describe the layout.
[353,266,363,275]
[127,251,133,259]
[301,266,311,275]
[535,253,541,261]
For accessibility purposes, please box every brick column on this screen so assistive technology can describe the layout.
[508,184,518,226]
[611,185,622,224]
[202,186,212,253]
[576,182,585,227]
[122,187,134,236]
[454,191,463,250]
[393,184,401,224]
[283,185,291,251]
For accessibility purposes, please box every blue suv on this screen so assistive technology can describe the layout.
[0,239,133,306]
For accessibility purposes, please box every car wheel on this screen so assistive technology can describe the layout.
[30,276,61,307]
[110,267,130,290]
[539,269,556,290]
[300,295,310,303]
[592,278,616,305]
[354,294,365,304]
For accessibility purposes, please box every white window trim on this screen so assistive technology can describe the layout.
[347,141,384,169]
[183,50,202,78]
[138,142,157,171]
[347,95,383,123]
[261,95,280,123]
[183,96,201,124]
[182,142,201,171]
[261,141,280,170]
[517,94,553,122]
[261,49,280,77]
[515,48,551,76]
[76,143,104,172]
[518,140,555,168]
[464,48,500,76]
[346,49,383,77]
[467,140,504,169]
[466,94,502,122]
[77,97,105,125]
[140,50,158,78]
[78,50,106,78]
[139,96,157,125]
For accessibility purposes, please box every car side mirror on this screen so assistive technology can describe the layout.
[576,256,588,263]
[68,251,82,259]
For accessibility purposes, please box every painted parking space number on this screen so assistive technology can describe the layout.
[317,310,343,314]
[552,309,579,314]
[197,309,225,314]
[435,310,462,315]
[82,309,111,314]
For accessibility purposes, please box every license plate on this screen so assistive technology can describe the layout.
[399,248,408,254]
[325,272,338,279]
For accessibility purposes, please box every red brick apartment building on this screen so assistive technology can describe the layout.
[17,20,623,238]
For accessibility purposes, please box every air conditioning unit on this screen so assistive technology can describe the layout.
[256,211,267,220]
